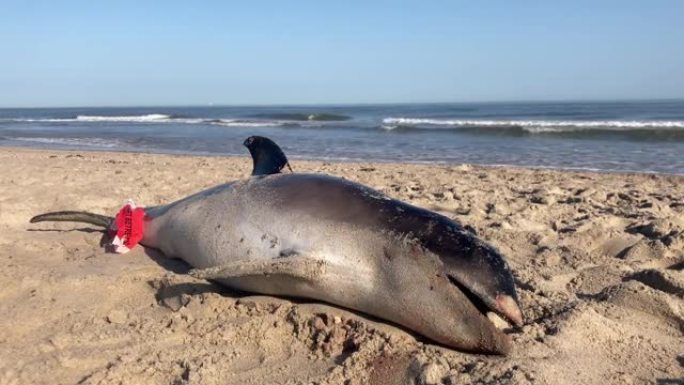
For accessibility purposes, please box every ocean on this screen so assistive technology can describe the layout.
[1,100,683,175]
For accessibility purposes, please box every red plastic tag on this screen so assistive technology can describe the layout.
[109,200,145,253]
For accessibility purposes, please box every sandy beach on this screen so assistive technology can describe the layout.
[0,147,682,385]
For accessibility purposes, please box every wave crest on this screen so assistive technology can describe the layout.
[382,117,684,132]
[1,114,290,127]
[249,113,351,122]
[11,137,122,148]
[75,114,172,122]
[211,119,294,128]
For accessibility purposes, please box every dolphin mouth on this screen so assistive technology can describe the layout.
[447,276,524,329]
[494,293,524,327]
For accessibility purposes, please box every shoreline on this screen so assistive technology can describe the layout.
[2,144,683,178]
[1,147,682,384]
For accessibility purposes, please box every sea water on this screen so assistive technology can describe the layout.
[1,100,683,174]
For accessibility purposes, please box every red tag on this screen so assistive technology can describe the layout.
[109,200,146,253]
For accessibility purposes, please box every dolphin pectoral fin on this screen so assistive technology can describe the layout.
[188,257,325,282]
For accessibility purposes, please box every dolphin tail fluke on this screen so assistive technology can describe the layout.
[29,211,113,228]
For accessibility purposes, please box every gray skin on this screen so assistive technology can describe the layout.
[30,173,523,355]
[144,173,521,353]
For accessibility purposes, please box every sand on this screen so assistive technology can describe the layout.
[0,147,682,385]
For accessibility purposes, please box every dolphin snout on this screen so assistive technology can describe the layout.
[495,294,524,327]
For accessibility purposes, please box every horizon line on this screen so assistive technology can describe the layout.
[1,97,683,110]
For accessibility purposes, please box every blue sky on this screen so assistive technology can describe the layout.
[1,1,683,107]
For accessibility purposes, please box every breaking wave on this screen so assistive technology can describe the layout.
[10,137,122,148]
[381,117,684,133]
[75,113,173,122]
[209,119,296,127]
[248,113,351,121]
[1,114,294,127]
[2,114,175,123]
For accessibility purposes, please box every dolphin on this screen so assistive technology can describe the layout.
[29,137,523,354]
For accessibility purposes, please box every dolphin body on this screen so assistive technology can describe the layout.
[30,137,523,354]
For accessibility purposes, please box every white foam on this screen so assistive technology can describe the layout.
[1,114,289,127]
[75,114,172,122]
[12,137,121,148]
[2,118,78,122]
[1,114,174,123]
[210,119,287,127]
[382,117,684,132]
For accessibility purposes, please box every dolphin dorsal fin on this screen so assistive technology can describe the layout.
[243,136,293,176]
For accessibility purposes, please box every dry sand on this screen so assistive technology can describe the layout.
[0,147,682,385]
